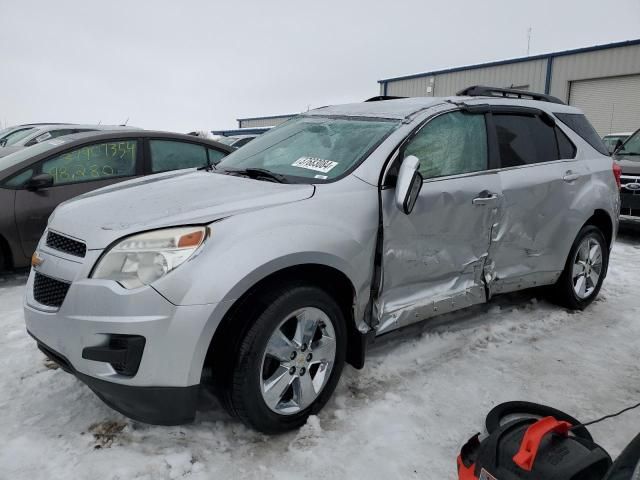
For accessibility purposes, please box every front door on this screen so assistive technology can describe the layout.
[376,110,501,334]
[14,139,141,258]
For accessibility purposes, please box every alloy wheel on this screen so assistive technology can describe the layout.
[571,236,603,299]
[260,307,336,415]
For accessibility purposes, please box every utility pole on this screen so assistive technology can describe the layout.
[527,27,532,56]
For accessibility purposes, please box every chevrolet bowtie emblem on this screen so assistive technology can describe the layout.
[31,252,44,268]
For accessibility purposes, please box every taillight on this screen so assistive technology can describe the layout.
[613,162,622,188]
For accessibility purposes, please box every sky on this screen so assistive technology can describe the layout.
[1,0,639,133]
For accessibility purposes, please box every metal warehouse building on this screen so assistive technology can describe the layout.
[237,113,296,129]
[379,39,640,136]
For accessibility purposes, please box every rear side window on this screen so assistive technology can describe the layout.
[554,113,609,156]
[494,114,559,167]
[555,127,577,159]
[150,140,208,173]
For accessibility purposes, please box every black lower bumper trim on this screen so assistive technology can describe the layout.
[29,331,199,426]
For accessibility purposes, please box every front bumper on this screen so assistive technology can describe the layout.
[23,241,223,424]
[32,332,199,425]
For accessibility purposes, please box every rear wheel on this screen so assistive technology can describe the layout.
[551,225,608,310]
[226,285,346,433]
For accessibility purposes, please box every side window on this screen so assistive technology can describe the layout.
[494,114,559,167]
[403,111,488,179]
[556,127,577,159]
[3,169,34,187]
[207,148,227,166]
[554,113,609,156]
[150,140,208,173]
[41,140,138,185]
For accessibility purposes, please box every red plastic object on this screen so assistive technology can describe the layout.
[512,416,572,471]
[457,454,478,480]
[613,162,622,188]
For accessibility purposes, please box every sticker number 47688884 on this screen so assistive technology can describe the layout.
[291,157,338,173]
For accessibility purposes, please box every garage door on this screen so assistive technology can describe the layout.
[568,74,640,136]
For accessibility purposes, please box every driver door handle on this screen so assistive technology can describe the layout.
[472,193,498,205]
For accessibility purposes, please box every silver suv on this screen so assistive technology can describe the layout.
[24,87,620,433]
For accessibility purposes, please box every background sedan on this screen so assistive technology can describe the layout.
[0,130,233,270]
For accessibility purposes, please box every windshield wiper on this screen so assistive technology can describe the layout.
[221,168,289,183]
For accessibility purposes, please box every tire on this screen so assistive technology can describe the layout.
[550,225,608,310]
[225,284,346,433]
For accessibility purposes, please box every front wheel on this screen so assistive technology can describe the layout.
[551,225,608,310]
[228,285,346,433]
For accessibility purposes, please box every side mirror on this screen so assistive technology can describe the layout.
[26,173,54,191]
[0,139,6,147]
[395,155,423,215]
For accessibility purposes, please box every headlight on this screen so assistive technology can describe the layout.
[91,226,207,289]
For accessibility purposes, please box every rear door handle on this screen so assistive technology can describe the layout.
[472,193,498,205]
[563,171,580,182]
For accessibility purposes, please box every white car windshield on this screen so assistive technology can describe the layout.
[3,128,37,146]
[618,132,640,157]
[217,116,399,182]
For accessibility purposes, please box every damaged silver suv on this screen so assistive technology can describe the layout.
[24,87,620,433]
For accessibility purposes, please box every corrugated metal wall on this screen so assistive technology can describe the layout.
[381,42,640,104]
[549,43,640,101]
[434,59,547,96]
[238,116,294,128]
[384,76,436,97]
[382,59,547,97]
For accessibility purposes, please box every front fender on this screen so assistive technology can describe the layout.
[153,179,379,311]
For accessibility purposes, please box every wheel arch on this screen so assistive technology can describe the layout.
[201,263,368,389]
[584,209,614,249]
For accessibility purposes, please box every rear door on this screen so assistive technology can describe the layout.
[488,109,582,294]
[13,138,142,258]
[376,109,502,333]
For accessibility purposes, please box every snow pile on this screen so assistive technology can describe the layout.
[1,236,640,479]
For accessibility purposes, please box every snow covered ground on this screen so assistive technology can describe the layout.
[1,231,640,480]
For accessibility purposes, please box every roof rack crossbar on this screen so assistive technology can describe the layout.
[456,85,565,105]
[364,95,407,102]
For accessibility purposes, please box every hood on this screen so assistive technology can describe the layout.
[616,156,640,176]
[49,170,315,249]
[0,146,23,158]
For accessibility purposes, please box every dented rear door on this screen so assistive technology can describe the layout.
[375,110,500,334]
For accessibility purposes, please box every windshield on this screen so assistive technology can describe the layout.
[618,131,640,157]
[603,135,627,151]
[213,136,238,147]
[0,138,69,172]
[217,116,399,182]
[3,127,37,146]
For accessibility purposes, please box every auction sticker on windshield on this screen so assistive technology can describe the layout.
[292,157,338,173]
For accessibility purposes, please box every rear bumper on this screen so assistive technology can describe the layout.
[32,332,199,425]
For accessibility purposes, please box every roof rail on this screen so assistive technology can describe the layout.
[364,95,406,102]
[456,85,565,105]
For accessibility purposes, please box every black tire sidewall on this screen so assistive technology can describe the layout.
[231,285,347,433]
[557,225,609,310]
